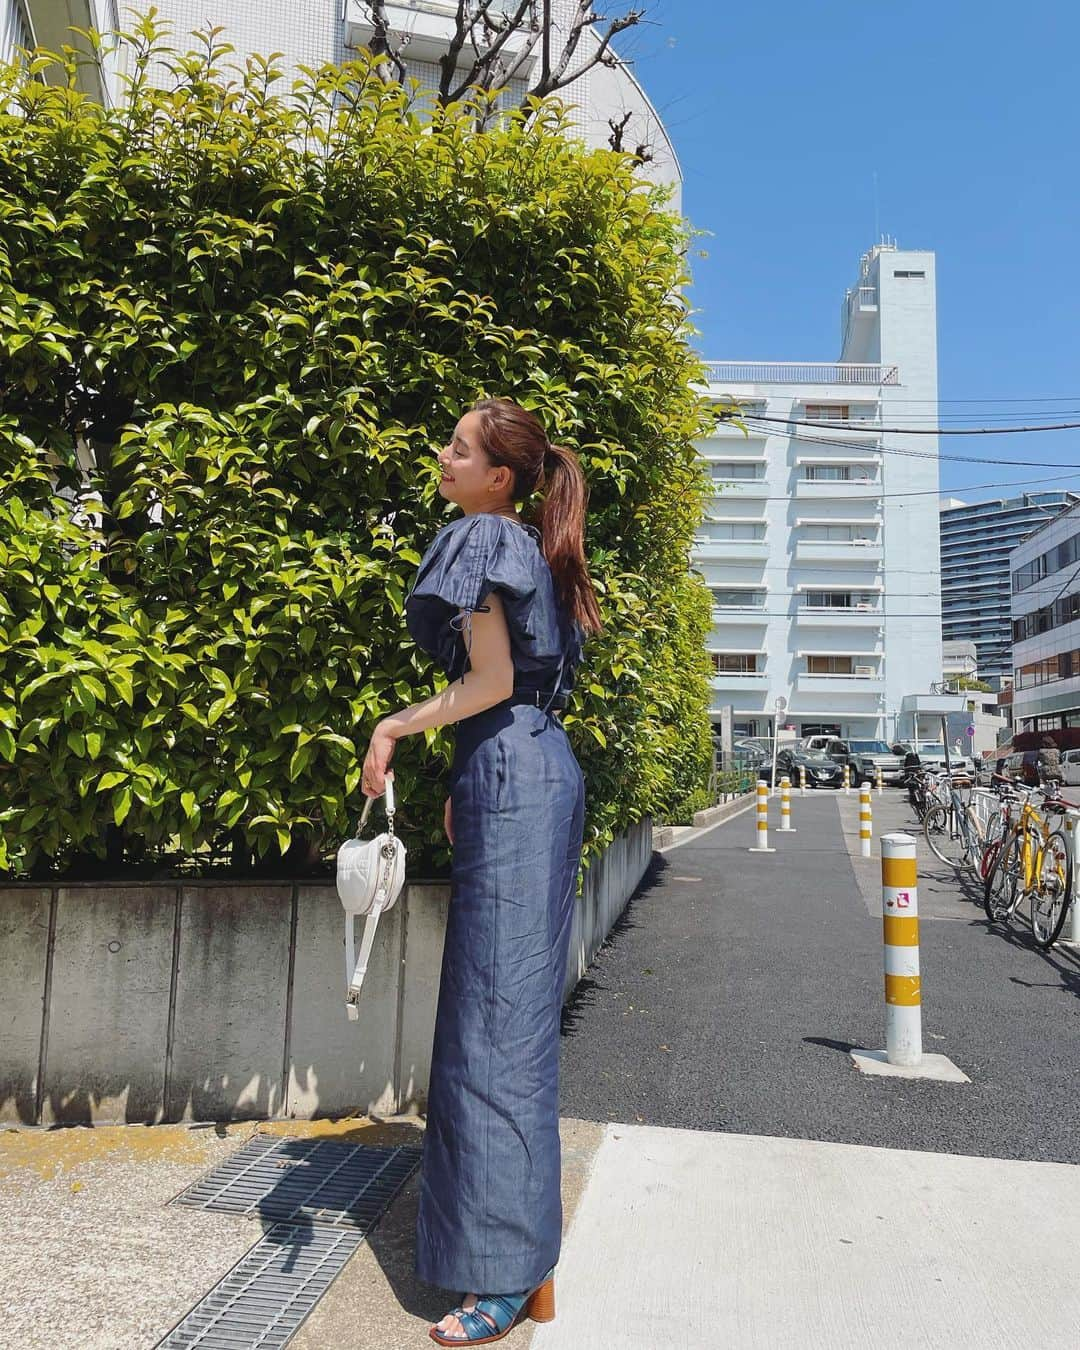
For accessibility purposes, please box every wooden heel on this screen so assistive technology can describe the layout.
[526,1277,556,1323]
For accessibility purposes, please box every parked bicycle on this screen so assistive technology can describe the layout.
[982,783,1073,948]
[922,770,985,876]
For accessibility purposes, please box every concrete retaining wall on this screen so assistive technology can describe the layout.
[0,818,652,1125]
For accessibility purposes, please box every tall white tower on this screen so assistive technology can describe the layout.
[841,244,943,721]
[696,243,943,742]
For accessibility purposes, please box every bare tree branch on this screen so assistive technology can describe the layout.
[356,1,652,142]
[353,1,409,82]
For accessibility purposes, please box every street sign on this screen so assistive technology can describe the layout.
[966,724,976,736]
[774,696,787,711]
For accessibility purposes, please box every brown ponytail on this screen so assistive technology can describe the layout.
[469,398,603,636]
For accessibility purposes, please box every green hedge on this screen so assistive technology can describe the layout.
[0,23,716,878]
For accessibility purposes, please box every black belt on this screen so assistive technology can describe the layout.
[507,688,569,711]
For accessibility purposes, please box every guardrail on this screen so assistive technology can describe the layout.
[701,362,899,386]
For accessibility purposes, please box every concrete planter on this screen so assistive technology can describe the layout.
[0,818,652,1125]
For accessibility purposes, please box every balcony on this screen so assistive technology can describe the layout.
[711,672,770,691]
[791,419,881,444]
[796,606,883,628]
[346,1,538,66]
[797,674,885,694]
[700,362,898,387]
[712,607,769,625]
[794,540,883,564]
[710,478,770,499]
[796,479,881,499]
[694,540,770,562]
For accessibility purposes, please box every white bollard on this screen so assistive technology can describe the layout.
[1066,813,1080,946]
[779,776,796,832]
[843,762,850,795]
[860,782,872,858]
[876,764,883,797]
[881,832,921,1067]
[749,778,775,853]
[799,764,807,796]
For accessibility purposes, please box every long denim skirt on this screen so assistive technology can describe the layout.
[415,701,586,1293]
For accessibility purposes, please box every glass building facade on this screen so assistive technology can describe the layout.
[939,492,1079,683]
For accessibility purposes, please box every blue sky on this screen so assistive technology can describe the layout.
[613,0,1078,497]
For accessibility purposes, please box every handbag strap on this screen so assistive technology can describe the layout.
[344,777,400,1020]
[345,902,385,1021]
[358,774,395,835]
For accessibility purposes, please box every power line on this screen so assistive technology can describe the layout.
[721,470,1080,501]
[707,611,946,618]
[732,420,1080,469]
[739,413,1080,436]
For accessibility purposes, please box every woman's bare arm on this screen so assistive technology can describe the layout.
[381,592,514,739]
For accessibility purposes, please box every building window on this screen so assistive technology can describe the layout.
[807,655,854,675]
[713,653,759,674]
[804,465,854,482]
[712,588,764,609]
[803,591,876,610]
[1,0,33,64]
[802,523,878,543]
[805,404,850,420]
[711,462,762,481]
[893,270,926,278]
[704,522,765,541]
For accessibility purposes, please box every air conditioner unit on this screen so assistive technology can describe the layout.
[854,665,875,677]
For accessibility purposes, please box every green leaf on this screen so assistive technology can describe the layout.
[113,786,133,826]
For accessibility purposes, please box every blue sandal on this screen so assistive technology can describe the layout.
[429,1269,556,1345]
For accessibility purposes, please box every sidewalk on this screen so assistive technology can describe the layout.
[4,788,1080,1348]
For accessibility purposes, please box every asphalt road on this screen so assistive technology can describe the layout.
[558,791,1080,1163]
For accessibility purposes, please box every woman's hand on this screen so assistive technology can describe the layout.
[361,720,398,797]
[443,795,454,845]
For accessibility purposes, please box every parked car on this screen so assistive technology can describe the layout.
[1059,748,1080,787]
[800,735,836,755]
[821,738,905,785]
[755,748,844,789]
[1003,750,1038,787]
[910,741,975,779]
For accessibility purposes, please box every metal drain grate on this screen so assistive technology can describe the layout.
[171,1135,422,1230]
[157,1221,365,1349]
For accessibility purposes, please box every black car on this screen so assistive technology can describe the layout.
[756,748,844,789]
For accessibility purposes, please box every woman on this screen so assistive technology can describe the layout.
[361,397,603,1345]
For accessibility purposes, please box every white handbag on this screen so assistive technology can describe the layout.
[335,775,407,1021]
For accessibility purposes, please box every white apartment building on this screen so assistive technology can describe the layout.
[1010,501,1080,733]
[696,244,943,742]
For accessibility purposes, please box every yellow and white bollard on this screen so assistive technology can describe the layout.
[799,763,807,796]
[876,764,883,797]
[881,832,921,1067]
[843,762,850,795]
[859,782,872,858]
[749,778,775,853]
[779,776,796,832]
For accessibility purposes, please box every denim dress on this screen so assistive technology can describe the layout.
[404,511,587,1293]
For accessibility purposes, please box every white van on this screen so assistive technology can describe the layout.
[1061,748,1080,787]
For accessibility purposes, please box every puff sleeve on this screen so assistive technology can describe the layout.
[404,514,539,682]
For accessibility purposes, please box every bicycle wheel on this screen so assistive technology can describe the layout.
[983,832,1021,923]
[1030,829,1072,949]
[979,812,1006,882]
[924,804,966,871]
